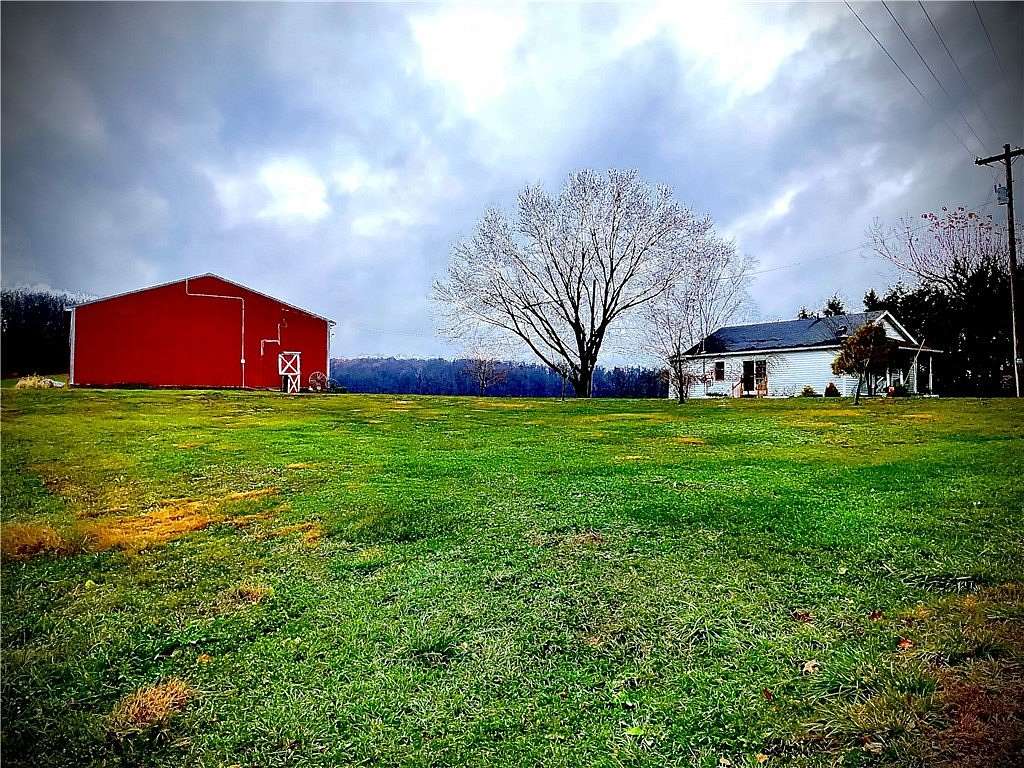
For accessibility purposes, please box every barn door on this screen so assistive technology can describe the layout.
[278,352,301,394]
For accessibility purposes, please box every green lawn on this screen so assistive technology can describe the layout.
[2,391,1022,767]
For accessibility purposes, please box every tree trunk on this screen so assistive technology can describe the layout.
[573,364,595,398]
[854,372,863,405]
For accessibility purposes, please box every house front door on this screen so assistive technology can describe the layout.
[742,360,755,393]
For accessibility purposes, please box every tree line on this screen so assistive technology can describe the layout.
[330,357,666,398]
[1,289,74,378]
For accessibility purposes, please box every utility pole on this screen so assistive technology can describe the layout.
[977,144,1024,397]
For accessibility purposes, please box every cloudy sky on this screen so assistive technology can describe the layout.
[2,1,1021,360]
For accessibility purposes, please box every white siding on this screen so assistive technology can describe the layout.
[686,348,861,398]
[877,316,905,342]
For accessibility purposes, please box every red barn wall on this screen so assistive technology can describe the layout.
[71,275,330,389]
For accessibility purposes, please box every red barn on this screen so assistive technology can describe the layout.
[69,274,333,390]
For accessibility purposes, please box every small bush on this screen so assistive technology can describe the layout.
[824,382,841,397]
[800,385,819,397]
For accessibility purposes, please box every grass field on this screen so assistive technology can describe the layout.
[2,390,1022,767]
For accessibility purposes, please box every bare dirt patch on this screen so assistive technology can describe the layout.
[791,583,1024,766]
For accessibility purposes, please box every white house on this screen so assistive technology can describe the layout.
[677,311,940,398]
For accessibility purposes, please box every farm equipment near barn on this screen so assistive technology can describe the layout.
[308,371,328,392]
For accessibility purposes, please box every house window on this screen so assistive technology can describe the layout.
[755,360,766,379]
[714,361,725,381]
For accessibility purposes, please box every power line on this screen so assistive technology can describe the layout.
[881,1,988,152]
[916,1,1001,143]
[845,2,977,160]
[972,1,1010,84]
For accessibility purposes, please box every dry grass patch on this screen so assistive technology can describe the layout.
[0,522,68,560]
[673,436,705,445]
[220,580,273,606]
[79,501,216,553]
[285,462,315,469]
[272,521,324,546]
[225,487,277,501]
[533,529,606,550]
[108,678,194,736]
[14,375,61,389]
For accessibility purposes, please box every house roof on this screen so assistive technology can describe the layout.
[685,311,892,355]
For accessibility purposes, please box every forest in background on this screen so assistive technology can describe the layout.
[330,357,666,398]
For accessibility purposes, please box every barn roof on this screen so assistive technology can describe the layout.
[685,311,897,355]
[69,273,334,324]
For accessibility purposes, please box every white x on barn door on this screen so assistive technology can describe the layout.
[278,351,301,394]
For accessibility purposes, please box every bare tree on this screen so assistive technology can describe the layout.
[434,169,707,397]
[462,346,506,396]
[643,235,754,402]
[870,206,1007,299]
[463,356,506,395]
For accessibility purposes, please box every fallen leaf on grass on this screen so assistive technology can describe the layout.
[762,688,775,702]
[869,610,884,621]
[801,659,820,675]
[755,754,770,764]
[791,609,814,623]
[897,636,914,651]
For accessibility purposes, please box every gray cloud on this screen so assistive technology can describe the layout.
[2,2,1021,360]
